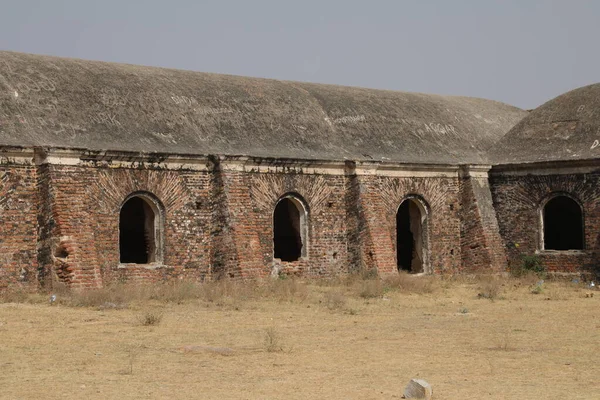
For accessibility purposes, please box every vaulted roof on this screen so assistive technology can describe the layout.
[491,83,600,165]
[0,51,526,164]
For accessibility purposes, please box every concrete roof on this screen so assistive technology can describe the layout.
[0,51,526,164]
[490,83,600,165]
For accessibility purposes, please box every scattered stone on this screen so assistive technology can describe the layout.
[403,379,433,399]
[585,292,594,298]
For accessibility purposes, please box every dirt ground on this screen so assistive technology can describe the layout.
[1,276,599,399]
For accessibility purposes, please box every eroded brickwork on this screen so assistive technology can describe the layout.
[357,175,462,275]
[490,171,600,276]
[459,170,507,272]
[0,164,38,289]
[41,163,213,288]
[4,150,594,290]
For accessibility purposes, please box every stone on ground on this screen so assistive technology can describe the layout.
[403,378,433,399]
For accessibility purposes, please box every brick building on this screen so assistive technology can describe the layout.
[0,51,597,289]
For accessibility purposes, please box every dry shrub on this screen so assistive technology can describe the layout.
[138,311,163,326]
[384,272,436,294]
[0,287,30,303]
[263,327,283,353]
[149,281,203,304]
[66,284,135,308]
[323,289,347,311]
[357,279,384,299]
[262,278,309,302]
[477,276,504,300]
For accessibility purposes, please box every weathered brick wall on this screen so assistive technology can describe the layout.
[225,169,349,278]
[0,153,524,290]
[459,171,507,272]
[42,163,213,288]
[0,164,38,289]
[490,171,600,276]
[356,175,462,274]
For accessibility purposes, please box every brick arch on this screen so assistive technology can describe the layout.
[92,169,192,215]
[119,191,166,264]
[250,174,333,214]
[395,194,431,274]
[539,192,585,251]
[273,192,310,261]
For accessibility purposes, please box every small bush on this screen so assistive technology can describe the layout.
[0,287,29,303]
[510,254,546,278]
[357,279,384,299]
[263,327,283,353]
[67,285,132,308]
[138,311,163,326]
[263,278,309,302]
[530,280,545,295]
[477,276,503,300]
[323,290,347,311]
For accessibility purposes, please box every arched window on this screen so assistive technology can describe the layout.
[396,197,429,273]
[119,193,163,264]
[273,194,308,262]
[542,195,584,250]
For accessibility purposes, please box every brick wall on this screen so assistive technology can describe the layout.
[356,175,462,275]
[490,171,600,276]
[0,164,38,289]
[459,170,507,272]
[2,151,561,290]
[42,163,213,288]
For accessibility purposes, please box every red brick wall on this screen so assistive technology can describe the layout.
[42,163,214,288]
[356,175,462,275]
[0,164,38,289]
[225,169,349,278]
[0,155,522,289]
[459,172,507,272]
[490,171,600,276]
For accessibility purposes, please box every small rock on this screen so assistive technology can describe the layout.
[403,379,433,399]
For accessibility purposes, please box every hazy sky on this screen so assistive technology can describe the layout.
[1,0,599,109]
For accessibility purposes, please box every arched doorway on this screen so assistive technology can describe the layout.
[119,194,162,264]
[542,195,584,250]
[273,194,308,262]
[396,198,428,273]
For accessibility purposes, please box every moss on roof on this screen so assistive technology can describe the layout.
[0,51,526,164]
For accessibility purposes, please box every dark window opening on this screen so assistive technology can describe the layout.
[543,196,584,250]
[273,198,303,262]
[396,199,424,273]
[120,197,157,263]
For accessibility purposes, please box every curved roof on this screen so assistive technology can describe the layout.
[491,83,600,165]
[0,51,526,164]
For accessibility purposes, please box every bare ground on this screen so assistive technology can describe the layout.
[0,276,598,399]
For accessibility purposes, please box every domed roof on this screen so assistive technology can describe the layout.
[490,83,600,165]
[0,51,526,164]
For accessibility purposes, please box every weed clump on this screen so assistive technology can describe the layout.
[510,254,546,278]
[263,327,283,353]
[477,276,503,300]
[138,311,163,326]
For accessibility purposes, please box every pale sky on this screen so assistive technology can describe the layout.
[1,0,599,109]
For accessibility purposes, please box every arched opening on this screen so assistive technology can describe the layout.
[396,198,427,273]
[119,195,162,264]
[273,195,308,262]
[542,195,584,250]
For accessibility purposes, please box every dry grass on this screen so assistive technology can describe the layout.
[137,311,163,326]
[263,327,283,353]
[1,275,599,399]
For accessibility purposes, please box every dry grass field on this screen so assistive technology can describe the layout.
[1,274,599,399]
